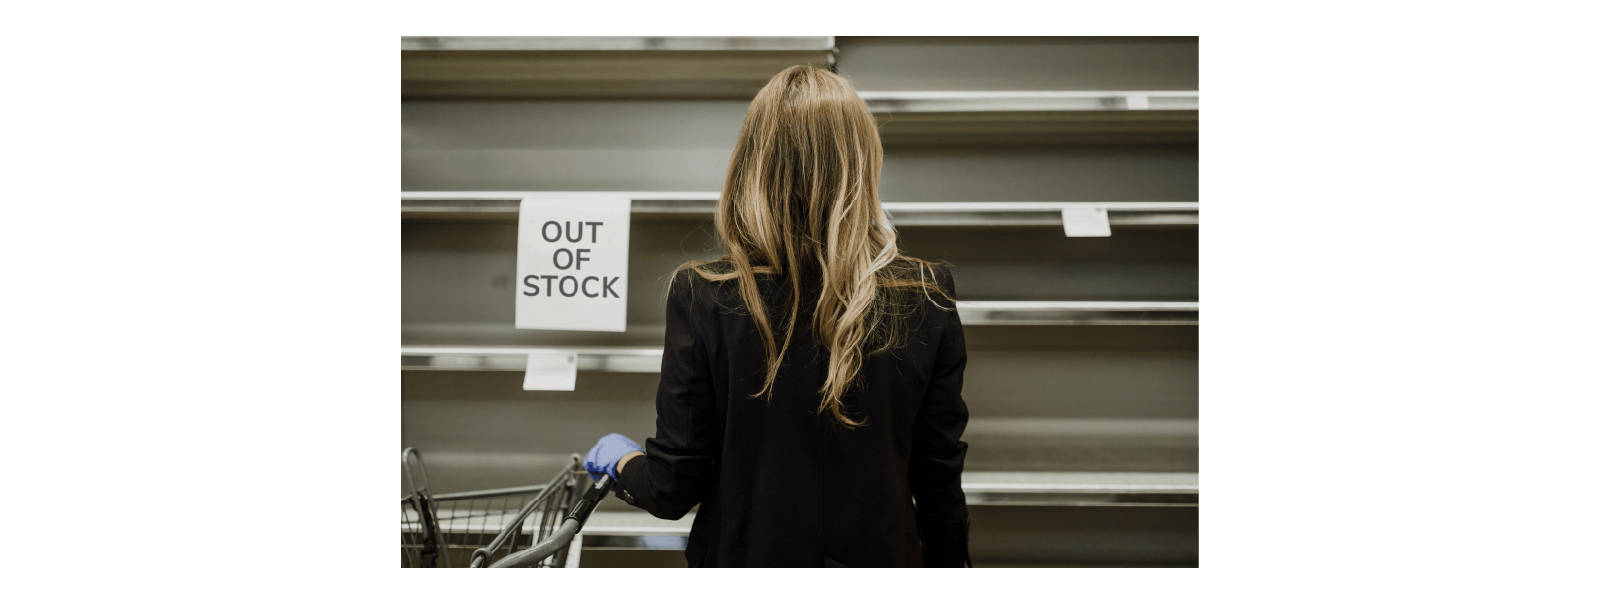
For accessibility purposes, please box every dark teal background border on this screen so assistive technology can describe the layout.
[6,1,1593,598]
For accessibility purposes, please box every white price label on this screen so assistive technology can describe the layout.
[523,352,578,391]
[1061,206,1111,237]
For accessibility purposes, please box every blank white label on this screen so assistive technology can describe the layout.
[1061,206,1111,237]
[523,353,578,391]
[515,196,632,332]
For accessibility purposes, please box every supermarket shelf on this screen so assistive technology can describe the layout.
[582,512,694,550]
[964,471,1197,507]
[400,193,1198,227]
[859,91,1198,146]
[884,202,1197,227]
[402,191,720,217]
[964,418,1198,472]
[575,471,1197,549]
[402,36,836,100]
[581,473,1198,520]
[402,37,835,52]
[859,90,1198,113]
[958,301,1198,326]
[400,303,1197,371]
[402,346,663,373]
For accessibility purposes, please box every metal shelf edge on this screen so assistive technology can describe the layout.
[400,308,1199,372]
[858,90,1199,113]
[400,195,1199,226]
[402,347,665,373]
[402,36,836,52]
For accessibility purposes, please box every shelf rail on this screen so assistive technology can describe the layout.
[400,193,1198,227]
[858,90,1199,112]
[402,36,836,52]
[958,301,1198,325]
[856,90,1199,145]
[401,302,1197,371]
[961,471,1198,507]
[402,346,664,373]
[447,471,1197,551]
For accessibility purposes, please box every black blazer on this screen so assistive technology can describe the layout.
[613,262,971,567]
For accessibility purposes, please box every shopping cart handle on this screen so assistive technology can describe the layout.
[567,474,613,527]
[487,475,614,568]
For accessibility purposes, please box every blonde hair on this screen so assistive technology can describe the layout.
[677,64,952,427]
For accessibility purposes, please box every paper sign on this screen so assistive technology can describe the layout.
[523,353,578,391]
[1061,206,1111,237]
[516,196,631,331]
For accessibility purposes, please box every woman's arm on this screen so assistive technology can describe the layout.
[611,270,719,520]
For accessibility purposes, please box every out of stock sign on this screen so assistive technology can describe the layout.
[515,196,631,332]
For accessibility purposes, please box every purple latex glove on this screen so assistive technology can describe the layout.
[584,433,642,481]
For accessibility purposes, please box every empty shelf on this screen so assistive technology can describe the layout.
[402,37,835,52]
[400,306,1193,371]
[963,418,1199,473]
[958,301,1198,326]
[582,512,695,550]
[859,91,1198,146]
[402,191,720,216]
[401,304,1195,371]
[963,471,1197,507]
[859,90,1198,113]
[402,346,663,373]
[578,471,1198,546]
[402,470,1195,554]
[965,418,1197,439]
[400,193,1198,227]
[885,202,1198,227]
[402,37,837,100]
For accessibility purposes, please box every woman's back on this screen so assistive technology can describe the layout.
[592,63,971,567]
[613,261,970,567]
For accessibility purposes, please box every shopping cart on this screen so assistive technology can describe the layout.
[401,447,614,568]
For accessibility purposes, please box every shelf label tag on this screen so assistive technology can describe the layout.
[1061,206,1111,237]
[523,352,578,391]
[516,196,631,332]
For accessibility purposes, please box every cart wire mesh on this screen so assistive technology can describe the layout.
[401,448,588,568]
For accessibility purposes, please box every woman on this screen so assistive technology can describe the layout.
[583,64,971,568]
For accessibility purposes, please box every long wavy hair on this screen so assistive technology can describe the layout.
[677,64,953,427]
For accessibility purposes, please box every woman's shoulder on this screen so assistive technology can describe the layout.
[667,260,740,305]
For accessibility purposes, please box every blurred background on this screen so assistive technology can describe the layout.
[401,36,1198,567]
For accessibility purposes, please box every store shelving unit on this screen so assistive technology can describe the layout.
[401,36,1200,567]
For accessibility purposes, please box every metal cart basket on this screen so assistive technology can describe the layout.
[402,447,613,568]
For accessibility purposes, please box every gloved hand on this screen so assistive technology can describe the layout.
[584,433,642,481]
